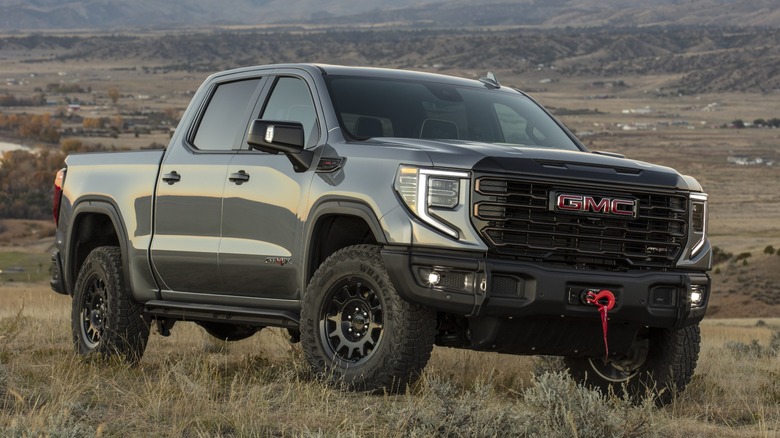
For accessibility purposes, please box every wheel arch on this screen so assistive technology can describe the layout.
[304,200,388,286]
[65,198,131,298]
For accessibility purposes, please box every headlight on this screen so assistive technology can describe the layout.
[394,165,470,239]
[690,193,708,257]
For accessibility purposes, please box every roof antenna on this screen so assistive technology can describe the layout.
[479,72,500,89]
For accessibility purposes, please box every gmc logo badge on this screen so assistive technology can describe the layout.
[553,193,637,217]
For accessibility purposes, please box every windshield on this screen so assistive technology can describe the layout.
[325,75,580,151]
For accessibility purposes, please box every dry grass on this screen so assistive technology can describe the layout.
[1,283,778,437]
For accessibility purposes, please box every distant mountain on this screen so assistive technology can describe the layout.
[0,0,436,30]
[1,0,779,30]
[313,0,780,28]
[2,26,778,93]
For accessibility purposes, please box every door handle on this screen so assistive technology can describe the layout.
[162,171,181,185]
[229,170,250,184]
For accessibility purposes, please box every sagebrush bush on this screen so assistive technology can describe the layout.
[533,355,566,375]
[724,331,780,359]
[393,375,528,437]
[770,330,780,354]
[392,371,659,438]
[522,372,657,438]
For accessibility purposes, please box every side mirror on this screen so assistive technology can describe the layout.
[247,119,314,172]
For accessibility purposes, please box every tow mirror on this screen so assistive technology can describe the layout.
[247,119,313,172]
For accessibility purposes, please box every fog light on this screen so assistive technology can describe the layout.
[690,286,705,307]
[427,271,441,286]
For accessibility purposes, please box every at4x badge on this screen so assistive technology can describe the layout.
[265,257,291,266]
[551,192,637,218]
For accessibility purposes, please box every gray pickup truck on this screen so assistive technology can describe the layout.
[51,64,711,402]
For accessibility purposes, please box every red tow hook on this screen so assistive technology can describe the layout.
[586,289,616,363]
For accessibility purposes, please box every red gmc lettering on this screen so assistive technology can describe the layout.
[610,199,635,216]
[556,194,635,217]
[584,197,610,213]
[557,195,582,211]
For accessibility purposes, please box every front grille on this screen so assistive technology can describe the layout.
[472,176,689,270]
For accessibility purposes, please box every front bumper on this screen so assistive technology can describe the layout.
[382,247,710,329]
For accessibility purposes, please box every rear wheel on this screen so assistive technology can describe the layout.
[300,245,436,392]
[564,324,700,405]
[71,246,149,363]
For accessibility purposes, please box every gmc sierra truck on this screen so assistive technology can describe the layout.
[50,64,711,402]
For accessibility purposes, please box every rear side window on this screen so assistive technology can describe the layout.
[193,78,262,151]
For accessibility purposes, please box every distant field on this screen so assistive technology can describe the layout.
[0,252,50,283]
[0,283,778,436]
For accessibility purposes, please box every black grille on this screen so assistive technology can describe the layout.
[472,176,689,270]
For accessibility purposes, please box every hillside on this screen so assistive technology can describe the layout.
[1,0,780,30]
[2,27,780,93]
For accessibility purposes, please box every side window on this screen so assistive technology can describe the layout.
[193,78,262,151]
[261,77,318,147]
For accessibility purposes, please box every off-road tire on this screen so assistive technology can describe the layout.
[71,246,149,363]
[300,244,436,392]
[198,322,260,341]
[565,324,700,405]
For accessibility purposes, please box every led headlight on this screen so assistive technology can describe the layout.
[394,165,470,239]
[690,193,708,257]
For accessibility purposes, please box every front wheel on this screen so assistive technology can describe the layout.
[300,245,436,392]
[564,324,701,405]
[71,246,150,363]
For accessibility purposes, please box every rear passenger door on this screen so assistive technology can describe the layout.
[151,76,266,297]
[219,74,321,300]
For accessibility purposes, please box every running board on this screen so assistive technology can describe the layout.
[144,300,299,329]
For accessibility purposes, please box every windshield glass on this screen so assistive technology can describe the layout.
[325,75,580,151]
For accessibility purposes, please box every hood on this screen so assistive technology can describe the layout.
[362,138,701,192]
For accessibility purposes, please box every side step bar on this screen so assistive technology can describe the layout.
[144,300,299,329]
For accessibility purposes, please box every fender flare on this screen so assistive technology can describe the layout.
[64,197,133,298]
[303,198,388,283]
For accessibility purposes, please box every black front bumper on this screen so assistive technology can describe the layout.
[382,247,710,330]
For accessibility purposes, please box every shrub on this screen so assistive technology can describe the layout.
[735,252,752,262]
[764,245,776,255]
[393,375,527,437]
[712,246,733,265]
[394,372,659,437]
[522,372,657,437]
[533,355,567,375]
[724,332,780,359]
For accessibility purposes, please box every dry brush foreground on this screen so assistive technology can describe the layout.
[0,283,778,437]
